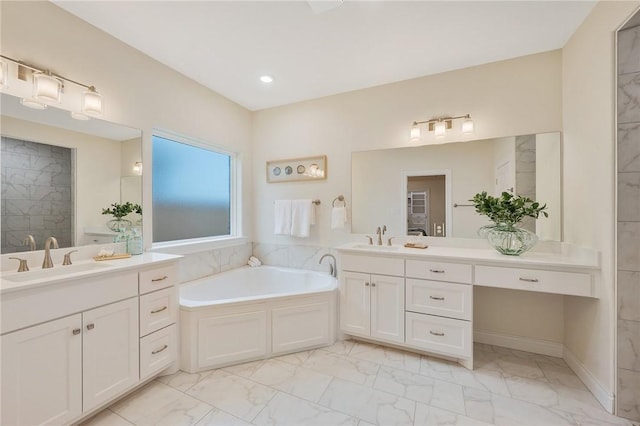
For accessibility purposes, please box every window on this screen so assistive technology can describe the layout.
[152,133,233,243]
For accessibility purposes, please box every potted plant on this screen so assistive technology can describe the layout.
[102,202,142,231]
[470,191,548,255]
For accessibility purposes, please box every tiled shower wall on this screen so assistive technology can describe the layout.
[1,137,73,253]
[617,23,640,422]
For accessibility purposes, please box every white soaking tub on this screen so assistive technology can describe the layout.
[179,266,337,373]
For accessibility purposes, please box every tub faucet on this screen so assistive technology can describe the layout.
[319,254,337,278]
[23,234,36,251]
[42,236,59,269]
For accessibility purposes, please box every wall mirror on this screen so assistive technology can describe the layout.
[1,93,142,254]
[352,132,561,240]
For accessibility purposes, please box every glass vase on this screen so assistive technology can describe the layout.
[485,224,538,256]
[107,218,132,232]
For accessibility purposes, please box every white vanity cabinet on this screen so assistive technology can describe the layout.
[340,255,405,344]
[0,254,180,426]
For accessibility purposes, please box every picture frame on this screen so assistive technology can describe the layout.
[266,155,327,183]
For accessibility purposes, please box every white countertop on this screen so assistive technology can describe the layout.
[0,252,182,295]
[336,242,600,271]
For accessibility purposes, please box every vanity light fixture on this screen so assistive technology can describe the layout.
[0,54,104,118]
[410,114,474,141]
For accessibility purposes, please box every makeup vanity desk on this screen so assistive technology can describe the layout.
[335,242,599,370]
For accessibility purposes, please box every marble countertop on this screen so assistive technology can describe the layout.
[336,242,600,271]
[0,252,182,294]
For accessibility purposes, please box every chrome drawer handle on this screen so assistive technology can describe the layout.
[429,269,445,273]
[429,296,445,301]
[151,276,168,282]
[86,323,95,330]
[150,306,168,314]
[430,330,445,336]
[152,344,168,355]
[519,277,539,283]
[72,328,81,335]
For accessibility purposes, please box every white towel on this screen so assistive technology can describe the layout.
[248,256,262,267]
[331,206,347,230]
[291,199,313,238]
[274,200,292,235]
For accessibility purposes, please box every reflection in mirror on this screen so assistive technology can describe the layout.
[1,93,142,253]
[351,132,561,240]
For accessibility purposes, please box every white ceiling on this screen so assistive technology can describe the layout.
[53,1,596,111]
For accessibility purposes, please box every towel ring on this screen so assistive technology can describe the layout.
[332,195,347,207]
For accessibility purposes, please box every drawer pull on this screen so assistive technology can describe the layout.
[152,344,168,355]
[429,269,445,273]
[151,276,168,282]
[150,306,168,314]
[429,296,445,301]
[72,328,81,335]
[365,282,370,286]
[519,277,539,283]
[371,283,376,287]
[430,330,445,336]
[86,323,95,331]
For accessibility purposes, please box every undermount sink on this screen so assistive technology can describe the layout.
[351,244,401,251]
[3,262,112,283]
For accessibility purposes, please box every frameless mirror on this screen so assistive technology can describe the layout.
[1,93,142,253]
[352,133,561,240]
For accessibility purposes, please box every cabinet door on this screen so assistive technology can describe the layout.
[340,271,371,336]
[2,314,82,426]
[83,298,139,412]
[370,274,405,343]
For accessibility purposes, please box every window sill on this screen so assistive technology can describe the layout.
[150,236,249,255]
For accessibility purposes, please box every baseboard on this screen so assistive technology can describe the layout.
[563,347,614,414]
[474,330,564,357]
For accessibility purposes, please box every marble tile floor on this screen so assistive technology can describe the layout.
[82,341,637,426]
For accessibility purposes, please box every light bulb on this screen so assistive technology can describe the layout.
[82,86,103,116]
[434,121,446,138]
[462,117,474,135]
[33,71,61,102]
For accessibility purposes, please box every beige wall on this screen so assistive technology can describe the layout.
[562,0,640,405]
[0,1,253,248]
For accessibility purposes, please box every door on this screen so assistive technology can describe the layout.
[370,274,405,343]
[340,271,371,336]
[1,314,82,426]
[83,298,139,412]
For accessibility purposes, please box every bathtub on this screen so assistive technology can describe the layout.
[180,266,337,373]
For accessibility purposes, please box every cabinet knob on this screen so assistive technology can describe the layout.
[151,276,168,282]
[429,269,445,274]
[430,330,445,337]
[150,306,168,314]
[429,295,445,301]
[365,282,369,286]
[519,277,539,283]
[152,344,168,355]
[86,323,95,330]
[72,328,81,335]
[371,283,376,287]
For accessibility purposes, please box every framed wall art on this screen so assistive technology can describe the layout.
[266,155,327,183]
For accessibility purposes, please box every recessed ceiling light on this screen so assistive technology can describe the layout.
[260,75,273,83]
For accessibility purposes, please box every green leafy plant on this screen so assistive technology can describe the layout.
[101,202,142,219]
[470,191,548,226]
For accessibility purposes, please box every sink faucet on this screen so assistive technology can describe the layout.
[319,253,337,278]
[375,225,387,246]
[42,236,59,269]
[23,234,36,251]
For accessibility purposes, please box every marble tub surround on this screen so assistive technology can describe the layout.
[173,242,253,283]
[252,242,338,274]
[81,340,634,426]
[618,21,640,422]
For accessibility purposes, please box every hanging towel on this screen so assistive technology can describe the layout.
[331,206,348,230]
[274,200,292,235]
[291,199,313,238]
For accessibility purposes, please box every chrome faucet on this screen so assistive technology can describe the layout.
[23,234,36,251]
[319,253,337,278]
[42,236,59,269]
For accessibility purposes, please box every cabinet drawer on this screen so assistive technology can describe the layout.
[405,312,472,358]
[474,265,593,297]
[140,287,178,337]
[140,324,177,381]
[406,279,472,320]
[341,254,404,276]
[405,259,472,284]
[139,264,177,294]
